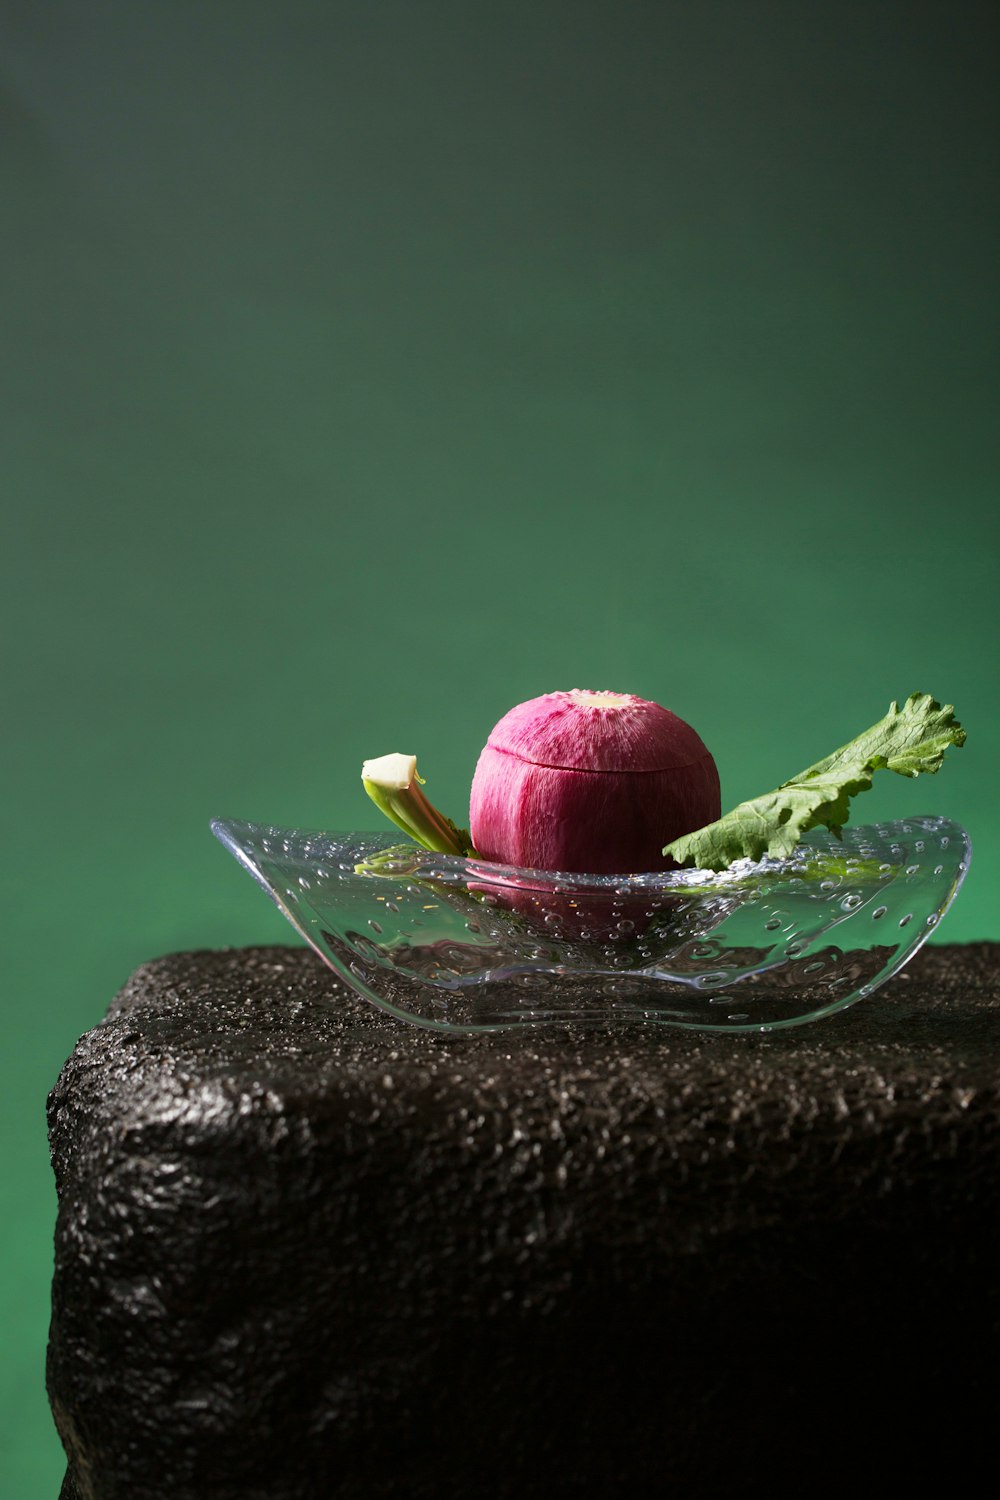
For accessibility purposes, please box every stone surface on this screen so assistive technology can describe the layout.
[48,943,1000,1499]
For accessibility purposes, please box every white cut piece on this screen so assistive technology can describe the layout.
[361,752,418,790]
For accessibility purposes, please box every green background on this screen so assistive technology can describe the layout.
[3,2,996,1491]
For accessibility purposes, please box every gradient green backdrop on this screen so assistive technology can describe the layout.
[3,3,997,1492]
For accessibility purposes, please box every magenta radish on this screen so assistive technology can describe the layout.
[469,689,720,875]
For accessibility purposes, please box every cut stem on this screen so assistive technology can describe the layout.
[361,753,473,857]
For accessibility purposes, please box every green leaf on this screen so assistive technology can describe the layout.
[664,692,966,871]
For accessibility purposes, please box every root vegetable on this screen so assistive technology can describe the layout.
[469,689,720,875]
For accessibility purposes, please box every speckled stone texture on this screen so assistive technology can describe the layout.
[49,943,1000,1500]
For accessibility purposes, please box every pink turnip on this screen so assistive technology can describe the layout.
[469,689,720,875]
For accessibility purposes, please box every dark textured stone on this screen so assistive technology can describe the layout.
[48,943,1000,1499]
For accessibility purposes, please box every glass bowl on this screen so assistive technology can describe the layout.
[211,815,970,1033]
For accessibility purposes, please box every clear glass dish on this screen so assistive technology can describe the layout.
[211,815,970,1033]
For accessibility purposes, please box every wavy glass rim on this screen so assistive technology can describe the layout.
[212,814,971,1034]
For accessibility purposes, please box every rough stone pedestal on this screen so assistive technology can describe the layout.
[48,943,1000,1499]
